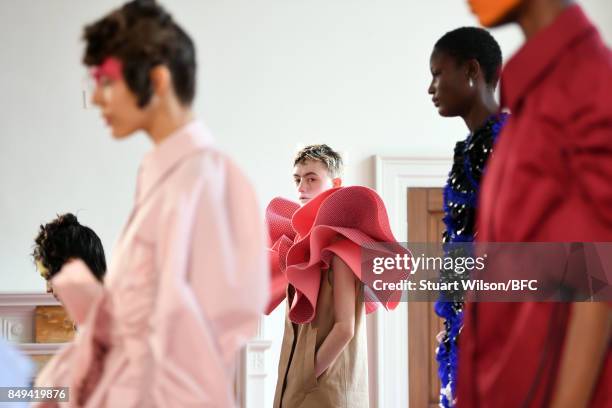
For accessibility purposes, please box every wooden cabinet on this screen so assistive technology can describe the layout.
[35,306,75,343]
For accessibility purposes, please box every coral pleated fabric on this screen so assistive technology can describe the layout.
[265,186,408,324]
[264,197,300,315]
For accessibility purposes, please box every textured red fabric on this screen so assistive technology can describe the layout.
[459,5,612,408]
[264,197,300,314]
[265,186,408,323]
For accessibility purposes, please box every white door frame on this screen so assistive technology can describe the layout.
[372,155,450,408]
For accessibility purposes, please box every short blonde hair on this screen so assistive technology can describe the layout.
[293,144,343,178]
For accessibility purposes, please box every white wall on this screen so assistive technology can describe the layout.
[2,0,611,290]
[1,1,610,406]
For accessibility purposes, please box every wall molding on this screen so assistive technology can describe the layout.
[18,342,65,355]
[244,339,273,407]
[237,320,272,408]
[0,292,59,307]
[0,293,59,343]
[373,155,450,408]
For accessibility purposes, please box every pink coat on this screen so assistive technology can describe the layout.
[35,121,268,407]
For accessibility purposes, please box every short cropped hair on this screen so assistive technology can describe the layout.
[434,26,502,87]
[82,0,196,107]
[293,144,343,178]
[33,213,107,282]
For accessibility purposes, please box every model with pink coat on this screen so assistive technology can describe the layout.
[33,1,268,407]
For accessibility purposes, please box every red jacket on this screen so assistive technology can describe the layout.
[458,5,612,407]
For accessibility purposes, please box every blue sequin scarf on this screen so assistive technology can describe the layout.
[435,112,508,408]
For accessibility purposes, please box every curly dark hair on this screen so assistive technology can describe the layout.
[82,0,196,107]
[33,213,107,282]
[434,27,502,87]
[293,144,343,178]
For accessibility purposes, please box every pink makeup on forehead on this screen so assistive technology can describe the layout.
[92,57,123,83]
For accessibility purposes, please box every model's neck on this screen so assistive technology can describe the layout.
[517,0,573,39]
[146,107,195,145]
[462,91,499,133]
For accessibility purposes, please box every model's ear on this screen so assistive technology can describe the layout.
[466,58,482,85]
[150,65,172,98]
[333,177,342,188]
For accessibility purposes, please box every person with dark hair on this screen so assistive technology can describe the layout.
[427,26,507,408]
[82,0,196,140]
[33,213,106,296]
[458,1,612,407]
[33,1,268,407]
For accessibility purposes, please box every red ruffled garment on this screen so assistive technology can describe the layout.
[265,186,409,324]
